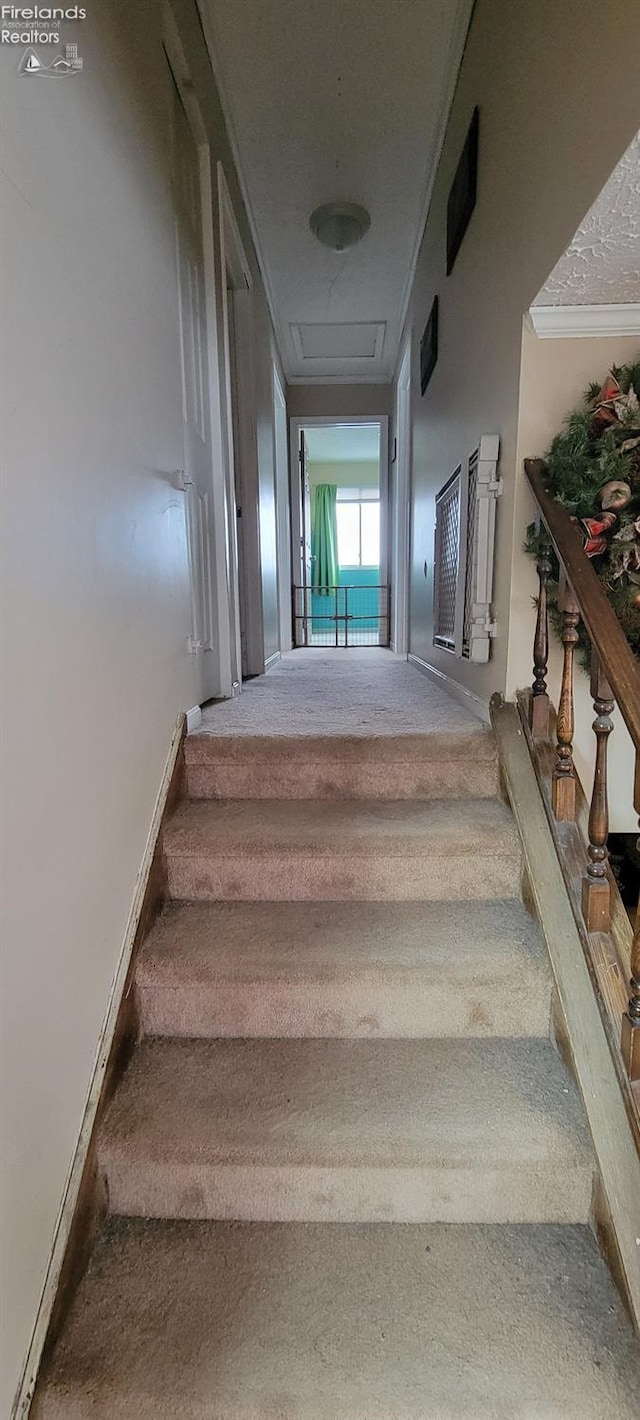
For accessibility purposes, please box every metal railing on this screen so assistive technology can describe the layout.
[292,584,391,647]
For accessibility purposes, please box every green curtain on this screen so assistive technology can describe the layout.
[311,484,338,592]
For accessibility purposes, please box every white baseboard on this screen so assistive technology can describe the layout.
[12,715,185,1420]
[264,651,281,672]
[408,652,491,724]
[185,704,202,734]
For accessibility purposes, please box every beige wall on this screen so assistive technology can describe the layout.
[307,460,380,492]
[510,328,639,831]
[288,384,392,419]
[402,0,640,707]
[0,1,280,1410]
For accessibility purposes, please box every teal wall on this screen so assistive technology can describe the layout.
[312,566,381,631]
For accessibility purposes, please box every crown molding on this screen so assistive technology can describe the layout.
[529,303,640,339]
[394,0,476,357]
[195,0,288,368]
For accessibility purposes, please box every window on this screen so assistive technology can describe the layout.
[336,498,380,567]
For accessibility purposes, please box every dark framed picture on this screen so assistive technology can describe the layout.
[420,295,438,395]
[446,107,479,275]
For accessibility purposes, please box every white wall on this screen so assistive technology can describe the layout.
[400,0,640,707]
[510,328,639,831]
[0,0,281,1410]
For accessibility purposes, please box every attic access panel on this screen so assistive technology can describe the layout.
[446,107,479,275]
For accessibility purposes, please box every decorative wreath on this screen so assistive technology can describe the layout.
[525,358,640,661]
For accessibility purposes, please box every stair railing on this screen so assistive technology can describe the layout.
[524,458,640,1081]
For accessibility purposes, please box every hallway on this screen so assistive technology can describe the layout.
[6,0,640,1413]
[35,646,640,1417]
[200,648,484,737]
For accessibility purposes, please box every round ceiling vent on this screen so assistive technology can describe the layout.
[309,201,371,252]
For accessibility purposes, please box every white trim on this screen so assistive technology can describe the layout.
[290,321,386,365]
[289,415,389,594]
[217,161,263,682]
[392,335,412,655]
[394,0,475,366]
[286,374,393,386]
[407,652,491,724]
[11,717,185,1420]
[195,0,474,383]
[529,303,640,339]
[264,650,281,671]
[185,704,202,733]
[163,12,229,703]
[272,363,293,652]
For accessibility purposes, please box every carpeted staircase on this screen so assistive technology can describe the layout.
[36,716,640,1416]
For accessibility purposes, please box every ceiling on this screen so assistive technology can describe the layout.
[305,423,380,463]
[200,0,474,383]
[533,130,640,308]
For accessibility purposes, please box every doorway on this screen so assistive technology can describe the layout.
[218,164,264,683]
[391,335,412,654]
[289,418,389,647]
[272,365,292,652]
[167,55,219,704]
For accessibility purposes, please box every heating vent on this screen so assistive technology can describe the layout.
[433,435,501,662]
[290,322,385,361]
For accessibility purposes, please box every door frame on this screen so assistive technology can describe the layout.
[272,361,292,651]
[217,162,265,683]
[163,5,231,701]
[392,333,412,655]
[288,415,390,595]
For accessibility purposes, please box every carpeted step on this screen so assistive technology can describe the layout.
[98,1037,592,1224]
[163,797,522,901]
[34,1218,640,1419]
[184,728,499,799]
[136,899,551,1039]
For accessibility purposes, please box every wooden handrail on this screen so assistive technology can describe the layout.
[525,456,640,1082]
[524,459,640,751]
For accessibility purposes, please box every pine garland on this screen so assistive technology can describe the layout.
[525,359,640,663]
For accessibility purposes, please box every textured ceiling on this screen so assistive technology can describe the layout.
[534,131,640,308]
[200,0,474,382]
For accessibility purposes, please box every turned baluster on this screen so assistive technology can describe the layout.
[530,535,552,738]
[552,579,580,821]
[621,757,640,1080]
[581,651,615,932]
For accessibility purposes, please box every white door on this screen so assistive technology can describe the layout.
[171,73,218,703]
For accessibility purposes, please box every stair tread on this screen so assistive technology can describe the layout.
[101,1037,590,1171]
[138,898,549,984]
[185,726,498,761]
[36,1219,640,1419]
[164,796,518,857]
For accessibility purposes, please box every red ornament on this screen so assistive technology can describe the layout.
[591,373,622,429]
[580,511,616,556]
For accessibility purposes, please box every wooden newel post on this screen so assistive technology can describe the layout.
[581,650,614,932]
[621,757,640,1080]
[552,576,579,821]
[530,533,552,738]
